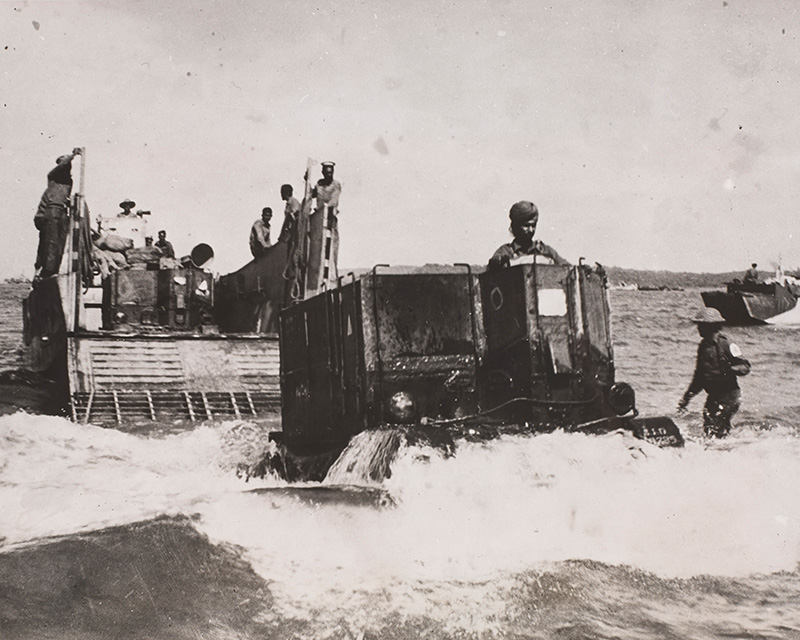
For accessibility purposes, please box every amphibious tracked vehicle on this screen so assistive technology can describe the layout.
[267,260,682,478]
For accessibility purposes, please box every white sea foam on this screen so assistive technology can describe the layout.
[3,410,799,634]
[768,303,800,325]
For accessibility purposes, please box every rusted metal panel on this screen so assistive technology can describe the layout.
[365,268,479,426]
[578,267,614,387]
[103,269,214,331]
[481,266,529,355]
[215,243,290,334]
[280,267,482,446]
[478,263,608,425]
[339,280,366,430]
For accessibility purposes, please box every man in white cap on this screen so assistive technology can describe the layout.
[34,148,81,279]
[312,161,341,209]
[488,200,569,269]
[678,307,751,437]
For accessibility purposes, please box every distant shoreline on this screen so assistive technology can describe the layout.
[5,267,796,290]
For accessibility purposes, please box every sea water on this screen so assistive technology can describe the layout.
[1,282,799,639]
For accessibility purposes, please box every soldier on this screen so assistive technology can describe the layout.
[312,161,342,210]
[743,263,759,284]
[250,207,272,258]
[34,148,82,279]
[155,230,175,258]
[488,200,569,269]
[118,198,136,216]
[678,307,751,438]
[278,184,301,244]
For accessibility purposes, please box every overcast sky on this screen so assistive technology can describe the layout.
[2,0,798,279]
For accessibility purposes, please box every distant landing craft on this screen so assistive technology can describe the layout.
[702,271,799,325]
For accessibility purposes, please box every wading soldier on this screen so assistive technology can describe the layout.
[678,308,751,438]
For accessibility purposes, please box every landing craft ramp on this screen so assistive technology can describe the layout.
[68,334,280,425]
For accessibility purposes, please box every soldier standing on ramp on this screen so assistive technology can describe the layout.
[34,148,82,279]
[305,161,342,296]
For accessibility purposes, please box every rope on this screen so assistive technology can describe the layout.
[420,393,599,426]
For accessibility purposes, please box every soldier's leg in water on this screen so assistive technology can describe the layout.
[716,389,741,437]
[702,396,720,437]
[703,390,741,438]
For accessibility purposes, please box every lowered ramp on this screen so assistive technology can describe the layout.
[68,334,280,425]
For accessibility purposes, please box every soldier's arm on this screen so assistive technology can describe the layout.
[488,245,512,270]
[534,240,569,265]
[679,350,704,409]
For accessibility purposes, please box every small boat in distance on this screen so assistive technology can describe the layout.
[701,270,800,325]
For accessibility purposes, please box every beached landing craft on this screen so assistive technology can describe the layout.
[22,151,681,476]
[23,152,285,424]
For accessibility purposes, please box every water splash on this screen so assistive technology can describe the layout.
[324,428,403,485]
[3,410,800,636]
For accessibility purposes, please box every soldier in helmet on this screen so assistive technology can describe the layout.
[678,307,751,438]
[488,200,569,269]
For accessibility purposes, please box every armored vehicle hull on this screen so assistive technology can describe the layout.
[268,262,682,478]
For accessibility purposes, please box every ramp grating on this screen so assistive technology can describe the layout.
[72,389,280,425]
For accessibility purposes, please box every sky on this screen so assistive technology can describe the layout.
[1,0,799,279]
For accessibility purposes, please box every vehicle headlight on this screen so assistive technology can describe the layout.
[387,391,416,424]
[607,382,636,415]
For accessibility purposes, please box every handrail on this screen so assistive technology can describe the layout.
[453,262,481,394]
[370,264,390,424]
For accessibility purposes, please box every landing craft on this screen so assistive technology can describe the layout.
[701,273,800,325]
[22,151,682,480]
[23,150,284,424]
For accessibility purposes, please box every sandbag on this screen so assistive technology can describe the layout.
[127,245,163,265]
[94,249,128,278]
[159,257,183,270]
[95,233,134,253]
[108,250,128,268]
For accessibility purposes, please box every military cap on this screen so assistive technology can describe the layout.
[119,198,136,209]
[509,200,539,224]
[692,308,725,324]
[321,161,335,167]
